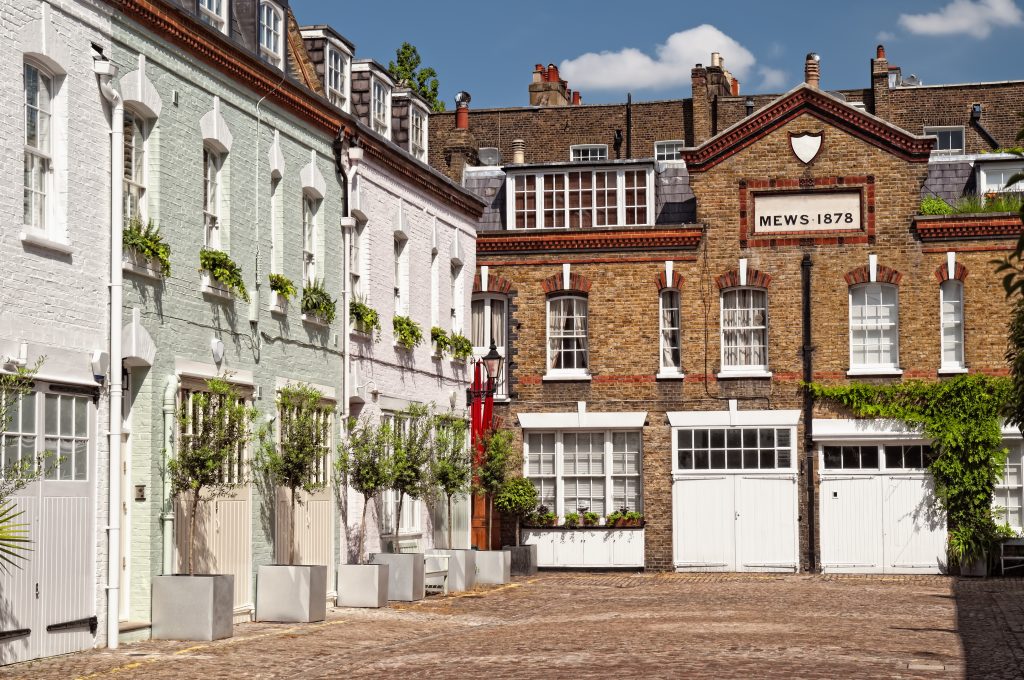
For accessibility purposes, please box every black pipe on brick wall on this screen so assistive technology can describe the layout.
[801,253,817,572]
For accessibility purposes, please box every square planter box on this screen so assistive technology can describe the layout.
[475,549,511,585]
[370,552,425,601]
[505,544,538,577]
[337,563,389,608]
[256,564,327,623]
[152,574,234,641]
[428,549,477,592]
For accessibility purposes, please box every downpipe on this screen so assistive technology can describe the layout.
[801,254,816,573]
[161,375,179,575]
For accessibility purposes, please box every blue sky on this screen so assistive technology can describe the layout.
[290,0,1024,108]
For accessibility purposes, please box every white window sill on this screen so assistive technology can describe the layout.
[302,313,330,328]
[846,367,903,377]
[543,372,592,382]
[657,371,686,381]
[201,281,234,301]
[122,253,163,281]
[21,230,72,255]
[938,366,969,375]
[717,370,772,380]
[269,294,289,316]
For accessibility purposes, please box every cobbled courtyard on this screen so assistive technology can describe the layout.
[3,572,1024,679]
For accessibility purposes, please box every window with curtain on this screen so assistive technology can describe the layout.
[940,280,964,370]
[659,289,681,373]
[471,295,507,394]
[547,295,589,375]
[849,283,899,370]
[720,288,768,372]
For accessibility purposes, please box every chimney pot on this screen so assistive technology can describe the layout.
[731,78,740,96]
[454,91,471,129]
[572,90,581,105]
[711,52,721,67]
[804,52,821,89]
[876,44,886,60]
[511,138,526,165]
[548,64,560,83]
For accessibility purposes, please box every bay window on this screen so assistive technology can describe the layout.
[123,112,146,224]
[940,280,964,371]
[509,166,651,229]
[720,288,768,374]
[471,295,507,395]
[659,289,682,374]
[24,62,52,233]
[258,1,284,67]
[547,295,589,377]
[849,283,899,372]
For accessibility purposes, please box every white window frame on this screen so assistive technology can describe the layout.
[569,144,608,162]
[326,45,350,111]
[0,386,94,483]
[655,140,685,161]
[450,263,463,332]
[506,167,655,230]
[848,282,901,375]
[659,288,683,376]
[123,110,147,225]
[393,236,408,316]
[523,429,643,520]
[198,0,228,33]
[302,192,318,284]
[939,279,965,372]
[978,162,1024,194]
[23,61,53,236]
[380,413,421,536]
[258,0,284,68]
[719,287,770,377]
[818,442,934,473]
[997,439,1024,533]
[410,106,428,161]
[372,78,391,137]
[202,146,221,249]
[673,425,797,474]
[923,126,964,156]
[350,222,365,299]
[471,295,508,396]
[546,295,590,380]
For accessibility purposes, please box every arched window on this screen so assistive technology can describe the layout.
[23,61,53,232]
[123,111,146,224]
[720,288,768,373]
[849,283,899,370]
[258,1,284,67]
[940,280,964,370]
[198,0,228,33]
[659,289,682,374]
[547,295,589,375]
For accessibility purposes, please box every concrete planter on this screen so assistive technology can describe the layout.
[429,548,477,592]
[961,556,988,577]
[475,549,511,585]
[256,564,327,623]
[337,564,389,608]
[505,544,538,576]
[152,574,233,641]
[370,552,425,601]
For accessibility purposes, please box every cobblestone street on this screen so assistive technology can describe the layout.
[3,572,1024,679]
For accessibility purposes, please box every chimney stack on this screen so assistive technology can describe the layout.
[511,138,526,164]
[804,52,820,89]
[528,61,572,106]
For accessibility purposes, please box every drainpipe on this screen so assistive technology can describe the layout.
[339,138,363,419]
[625,93,632,159]
[161,375,179,575]
[96,58,123,650]
[801,254,816,572]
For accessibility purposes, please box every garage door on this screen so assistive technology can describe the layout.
[820,444,946,574]
[672,424,799,572]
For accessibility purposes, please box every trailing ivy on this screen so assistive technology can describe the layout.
[431,326,451,356]
[268,273,297,302]
[449,333,472,360]
[199,248,249,301]
[123,216,171,276]
[393,315,423,350]
[301,278,336,324]
[807,375,1015,563]
[349,299,381,335]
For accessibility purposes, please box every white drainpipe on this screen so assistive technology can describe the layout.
[161,375,179,575]
[96,58,123,650]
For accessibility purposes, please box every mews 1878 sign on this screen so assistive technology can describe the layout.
[752,191,861,233]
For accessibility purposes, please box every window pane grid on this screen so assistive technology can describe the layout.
[623,170,648,225]
[542,174,566,228]
[940,281,964,367]
[660,290,681,370]
[43,394,89,481]
[850,284,898,368]
[676,427,792,470]
[547,296,588,371]
[655,141,684,161]
[410,110,426,160]
[721,288,768,369]
[372,81,388,134]
[1,392,36,476]
[997,445,1023,528]
[514,175,537,228]
[259,2,282,63]
[570,145,608,162]
[24,63,51,230]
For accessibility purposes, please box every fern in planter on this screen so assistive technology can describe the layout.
[268,273,297,302]
[349,299,381,335]
[199,248,249,301]
[393,315,423,350]
[123,216,171,276]
[301,278,336,324]
[450,333,473,360]
[431,326,451,356]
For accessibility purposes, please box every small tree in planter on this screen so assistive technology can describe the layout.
[337,417,392,563]
[475,428,515,549]
[494,477,538,548]
[430,415,471,548]
[386,404,432,550]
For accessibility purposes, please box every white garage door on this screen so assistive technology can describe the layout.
[820,444,946,574]
[672,424,799,572]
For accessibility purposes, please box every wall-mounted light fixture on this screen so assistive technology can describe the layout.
[211,338,225,364]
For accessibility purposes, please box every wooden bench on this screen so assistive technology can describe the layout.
[1001,538,1024,574]
[424,554,450,595]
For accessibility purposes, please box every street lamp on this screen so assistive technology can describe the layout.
[467,340,504,406]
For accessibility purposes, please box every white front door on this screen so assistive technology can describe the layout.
[274,486,333,590]
[672,475,734,571]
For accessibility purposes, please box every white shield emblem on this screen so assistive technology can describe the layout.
[790,131,823,164]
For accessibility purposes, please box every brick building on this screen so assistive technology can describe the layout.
[430,49,1024,573]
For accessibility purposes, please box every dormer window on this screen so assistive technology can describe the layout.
[372,79,390,136]
[198,0,228,33]
[410,107,427,161]
[259,1,284,68]
[327,48,349,110]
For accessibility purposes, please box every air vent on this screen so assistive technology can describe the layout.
[478,147,501,166]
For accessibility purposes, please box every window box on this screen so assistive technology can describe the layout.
[200,272,234,301]
[123,250,163,281]
[522,527,645,568]
[269,291,289,316]
[302,312,329,328]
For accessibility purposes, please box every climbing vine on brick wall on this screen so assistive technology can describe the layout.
[807,375,1015,563]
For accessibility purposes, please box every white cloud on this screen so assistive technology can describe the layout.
[757,66,788,90]
[559,25,756,91]
[898,0,1022,38]
[876,30,897,41]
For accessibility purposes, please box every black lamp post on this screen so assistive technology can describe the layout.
[466,340,504,406]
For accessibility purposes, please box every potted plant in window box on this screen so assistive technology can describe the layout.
[254,385,331,623]
[336,416,391,608]
[393,315,423,351]
[349,298,381,338]
[268,273,296,315]
[199,248,249,301]
[473,429,515,585]
[431,326,451,358]
[605,509,644,528]
[450,333,473,362]
[580,510,600,527]
[301,278,336,326]
[123,215,171,280]
[527,505,558,528]
[495,476,539,576]
[427,415,476,591]
[371,405,431,601]
[563,512,581,529]
[153,378,258,640]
